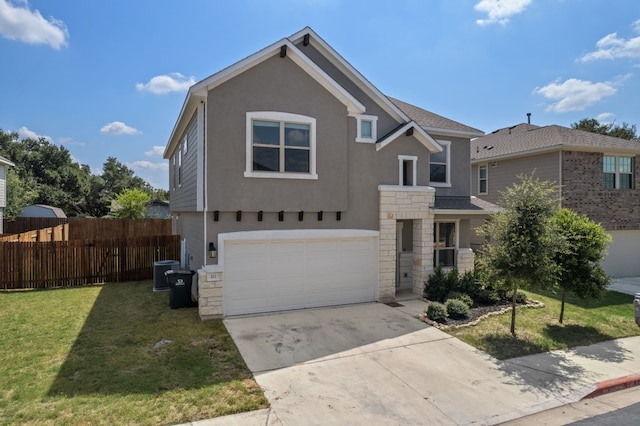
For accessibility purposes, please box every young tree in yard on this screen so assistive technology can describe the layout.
[551,208,612,324]
[478,174,560,336]
[110,189,150,219]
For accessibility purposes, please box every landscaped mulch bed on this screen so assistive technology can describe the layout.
[419,299,545,330]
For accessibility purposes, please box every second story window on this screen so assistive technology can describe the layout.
[430,140,450,186]
[245,112,317,180]
[356,114,377,143]
[479,164,488,194]
[603,155,633,189]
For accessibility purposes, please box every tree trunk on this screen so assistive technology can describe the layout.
[559,288,566,324]
[510,282,517,336]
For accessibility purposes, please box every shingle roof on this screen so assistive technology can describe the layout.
[471,123,640,162]
[388,97,484,137]
[434,196,502,213]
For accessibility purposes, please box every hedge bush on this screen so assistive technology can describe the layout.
[448,291,473,307]
[445,298,469,319]
[426,302,447,323]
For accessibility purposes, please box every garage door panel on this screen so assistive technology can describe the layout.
[224,235,378,316]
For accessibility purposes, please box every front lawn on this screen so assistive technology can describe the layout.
[450,289,640,360]
[0,282,268,425]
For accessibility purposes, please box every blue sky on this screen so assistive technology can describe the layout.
[0,0,638,190]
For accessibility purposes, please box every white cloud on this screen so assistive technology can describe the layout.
[579,20,640,62]
[17,126,51,141]
[475,0,532,26]
[145,146,165,157]
[0,0,68,49]
[129,160,169,171]
[58,136,84,146]
[595,112,615,122]
[534,78,617,113]
[100,121,141,136]
[135,72,195,94]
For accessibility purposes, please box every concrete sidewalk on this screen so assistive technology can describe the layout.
[182,299,640,426]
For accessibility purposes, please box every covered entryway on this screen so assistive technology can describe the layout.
[222,230,379,316]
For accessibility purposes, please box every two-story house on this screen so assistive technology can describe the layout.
[0,155,15,234]
[164,27,497,319]
[471,122,640,278]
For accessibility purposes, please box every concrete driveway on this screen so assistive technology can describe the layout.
[609,276,640,296]
[221,302,593,425]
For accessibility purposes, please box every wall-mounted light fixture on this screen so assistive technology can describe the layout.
[208,242,217,259]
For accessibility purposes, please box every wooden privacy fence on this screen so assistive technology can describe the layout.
[67,218,172,240]
[0,224,68,242]
[0,235,181,290]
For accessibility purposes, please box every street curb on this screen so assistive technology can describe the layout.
[582,373,640,399]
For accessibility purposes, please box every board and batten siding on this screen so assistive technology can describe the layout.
[472,151,562,205]
[179,212,205,271]
[0,165,6,208]
[169,111,200,212]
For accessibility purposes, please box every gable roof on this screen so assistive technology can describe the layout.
[376,122,441,152]
[166,27,485,159]
[388,97,484,138]
[0,155,14,167]
[471,123,640,163]
[165,35,366,158]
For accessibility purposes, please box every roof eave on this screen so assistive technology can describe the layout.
[288,27,410,123]
[376,122,442,152]
[422,126,485,139]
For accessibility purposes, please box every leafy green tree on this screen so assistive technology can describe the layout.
[110,188,150,219]
[551,208,612,324]
[477,174,560,335]
[4,167,38,220]
[571,118,637,141]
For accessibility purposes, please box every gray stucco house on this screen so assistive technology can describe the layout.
[164,27,497,319]
[471,122,640,278]
[0,155,15,234]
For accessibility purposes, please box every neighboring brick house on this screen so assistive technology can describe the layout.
[471,122,640,277]
[164,27,498,319]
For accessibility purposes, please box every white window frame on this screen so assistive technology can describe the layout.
[478,164,488,195]
[603,154,633,189]
[433,220,459,268]
[398,155,417,187]
[183,136,188,154]
[429,140,451,187]
[177,146,182,187]
[356,114,378,143]
[245,111,318,180]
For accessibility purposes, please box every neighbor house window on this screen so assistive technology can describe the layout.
[177,147,182,187]
[433,221,457,268]
[479,164,488,194]
[603,155,633,189]
[356,114,378,143]
[245,112,317,179]
[430,140,450,186]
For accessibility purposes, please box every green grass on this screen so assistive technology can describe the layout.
[0,282,268,425]
[450,289,640,360]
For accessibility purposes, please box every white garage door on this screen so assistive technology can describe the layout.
[601,230,640,278]
[223,232,378,316]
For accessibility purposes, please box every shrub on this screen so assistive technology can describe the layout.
[516,291,528,304]
[448,291,473,307]
[455,270,482,299]
[477,288,501,305]
[445,298,469,319]
[425,266,459,302]
[426,302,447,323]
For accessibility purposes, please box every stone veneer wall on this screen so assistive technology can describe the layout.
[378,185,435,302]
[456,248,475,274]
[198,269,223,320]
[398,252,413,289]
[562,151,640,230]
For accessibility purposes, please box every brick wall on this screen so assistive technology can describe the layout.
[562,151,640,230]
